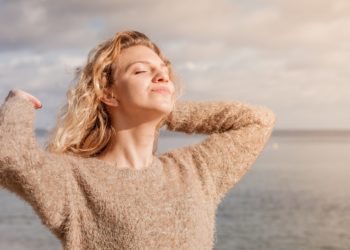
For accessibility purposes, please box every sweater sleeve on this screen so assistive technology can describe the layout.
[0,95,73,236]
[162,99,276,204]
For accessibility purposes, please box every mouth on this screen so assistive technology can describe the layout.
[151,87,171,95]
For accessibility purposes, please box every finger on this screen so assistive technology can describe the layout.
[21,92,42,109]
[28,97,42,109]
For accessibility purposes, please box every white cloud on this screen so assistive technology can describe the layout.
[0,0,349,129]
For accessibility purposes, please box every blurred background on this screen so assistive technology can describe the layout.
[0,0,349,249]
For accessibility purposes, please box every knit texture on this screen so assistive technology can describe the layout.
[0,95,276,250]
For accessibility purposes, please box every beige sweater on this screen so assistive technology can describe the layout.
[0,95,275,250]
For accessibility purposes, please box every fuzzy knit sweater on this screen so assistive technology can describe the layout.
[0,95,275,250]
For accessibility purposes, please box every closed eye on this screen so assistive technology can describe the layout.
[135,71,146,74]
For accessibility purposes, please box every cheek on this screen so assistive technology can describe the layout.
[170,84,177,100]
[116,78,138,96]
[120,80,150,104]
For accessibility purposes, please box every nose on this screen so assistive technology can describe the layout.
[153,69,169,83]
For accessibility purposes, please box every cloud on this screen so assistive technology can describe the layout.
[0,0,349,129]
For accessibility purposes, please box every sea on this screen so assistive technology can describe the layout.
[0,130,349,250]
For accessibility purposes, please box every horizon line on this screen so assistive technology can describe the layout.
[35,128,350,137]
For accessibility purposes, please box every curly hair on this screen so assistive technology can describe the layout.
[45,30,184,157]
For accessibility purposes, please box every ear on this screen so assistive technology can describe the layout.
[99,87,119,107]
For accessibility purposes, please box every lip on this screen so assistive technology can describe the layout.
[151,87,171,94]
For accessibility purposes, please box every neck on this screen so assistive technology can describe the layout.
[96,121,159,170]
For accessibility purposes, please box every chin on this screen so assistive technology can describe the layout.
[146,94,175,113]
[147,100,171,115]
[155,103,173,113]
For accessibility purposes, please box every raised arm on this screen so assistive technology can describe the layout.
[161,99,276,204]
[0,94,74,237]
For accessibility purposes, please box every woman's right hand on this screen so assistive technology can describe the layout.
[5,89,42,109]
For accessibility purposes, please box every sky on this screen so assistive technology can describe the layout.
[0,0,349,130]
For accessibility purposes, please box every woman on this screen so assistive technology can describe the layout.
[0,30,276,249]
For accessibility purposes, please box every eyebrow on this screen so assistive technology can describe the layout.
[124,60,167,73]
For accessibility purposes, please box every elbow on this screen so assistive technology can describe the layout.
[266,108,277,128]
[254,105,276,129]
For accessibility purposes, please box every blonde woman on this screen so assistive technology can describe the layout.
[0,30,276,249]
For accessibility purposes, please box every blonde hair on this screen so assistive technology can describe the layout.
[45,30,184,157]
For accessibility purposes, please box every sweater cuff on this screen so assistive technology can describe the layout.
[1,94,36,126]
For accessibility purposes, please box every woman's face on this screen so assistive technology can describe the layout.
[110,45,175,119]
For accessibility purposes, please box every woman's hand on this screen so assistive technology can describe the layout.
[5,89,42,109]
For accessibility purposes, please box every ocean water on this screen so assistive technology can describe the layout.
[0,132,349,250]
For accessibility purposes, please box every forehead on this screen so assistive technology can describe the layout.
[116,45,164,69]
